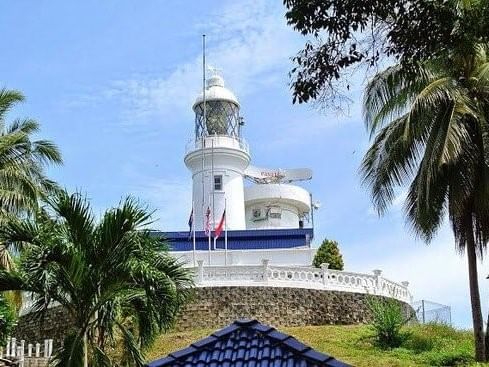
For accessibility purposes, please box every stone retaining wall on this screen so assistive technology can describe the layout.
[14,286,413,344]
[13,306,74,347]
[175,286,412,331]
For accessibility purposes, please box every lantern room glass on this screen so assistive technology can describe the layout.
[195,100,241,138]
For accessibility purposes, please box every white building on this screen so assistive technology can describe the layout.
[160,70,317,266]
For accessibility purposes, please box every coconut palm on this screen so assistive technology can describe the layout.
[0,88,62,271]
[361,43,489,360]
[0,190,193,366]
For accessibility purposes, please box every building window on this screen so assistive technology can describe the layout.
[214,175,223,191]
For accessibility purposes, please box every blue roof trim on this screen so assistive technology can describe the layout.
[146,319,352,367]
[150,228,314,251]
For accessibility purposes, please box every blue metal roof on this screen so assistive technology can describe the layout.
[146,319,351,367]
[150,228,313,251]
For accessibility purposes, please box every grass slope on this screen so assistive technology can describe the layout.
[145,324,488,367]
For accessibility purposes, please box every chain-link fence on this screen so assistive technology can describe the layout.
[412,300,451,325]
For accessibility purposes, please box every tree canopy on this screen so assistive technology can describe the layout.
[0,88,62,272]
[284,0,489,105]
[360,41,489,361]
[313,239,344,270]
[0,191,193,366]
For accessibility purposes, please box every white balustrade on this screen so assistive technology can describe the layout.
[193,261,413,303]
[2,337,53,365]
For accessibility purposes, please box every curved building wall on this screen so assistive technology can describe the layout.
[245,202,300,229]
[185,137,250,230]
[244,184,311,229]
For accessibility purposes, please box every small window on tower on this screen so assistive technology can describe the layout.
[214,175,223,191]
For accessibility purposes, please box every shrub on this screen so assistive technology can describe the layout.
[313,239,344,270]
[367,296,409,349]
[0,296,17,345]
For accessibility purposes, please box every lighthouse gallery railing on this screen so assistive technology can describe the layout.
[185,135,250,154]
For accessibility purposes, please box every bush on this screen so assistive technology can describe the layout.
[313,239,344,270]
[367,297,409,349]
[403,323,475,366]
[0,295,17,345]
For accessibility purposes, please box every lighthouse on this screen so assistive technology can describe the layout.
[159,69,317,266]
[184,72,249,231]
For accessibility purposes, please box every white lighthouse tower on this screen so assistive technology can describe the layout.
[176,69,316,266]
[184,71,250,231]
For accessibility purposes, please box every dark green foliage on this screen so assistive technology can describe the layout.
[0,295,16,345]
[360,42,489,360]
[284,0,489,105]
[0,190,193,366]
[285,0,489,361]
[312,239,344,270]
[367,297,409,349]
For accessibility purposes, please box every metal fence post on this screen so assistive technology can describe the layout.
[421,300,425,324]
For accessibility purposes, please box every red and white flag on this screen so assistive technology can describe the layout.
[204,207,211,236]
[214,210,226,239]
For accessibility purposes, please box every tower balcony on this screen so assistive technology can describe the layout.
[185,135,249,155]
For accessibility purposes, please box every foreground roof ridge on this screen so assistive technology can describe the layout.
[146,319,352,367]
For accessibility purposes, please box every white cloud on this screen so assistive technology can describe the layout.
[124,172,192,231]
[392,189,408,209]
[103,0,303,124]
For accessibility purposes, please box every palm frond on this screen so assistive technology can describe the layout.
[116,321,146,367]
[47,191,95,250]
[0,89,24,121]
[50,332,85,367]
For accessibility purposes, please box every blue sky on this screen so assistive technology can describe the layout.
[0,0,485,328]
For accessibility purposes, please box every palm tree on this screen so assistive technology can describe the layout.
[0,190,193,366]
[0,88,62,271]
[361,43,489,361]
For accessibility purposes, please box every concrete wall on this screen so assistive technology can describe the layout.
[171,247,316,266]
[244,184,311,230]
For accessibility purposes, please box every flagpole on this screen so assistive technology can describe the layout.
[192,202,196,267]
[211,138,215,239]
[224,199,228,266]
[208,195,212,265]
[201,34,206,234]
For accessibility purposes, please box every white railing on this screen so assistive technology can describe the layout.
[1,337,53,367]
[185,135,249,154]
[192,260,413,304]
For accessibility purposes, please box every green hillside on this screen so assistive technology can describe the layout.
[145,324,488,367]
